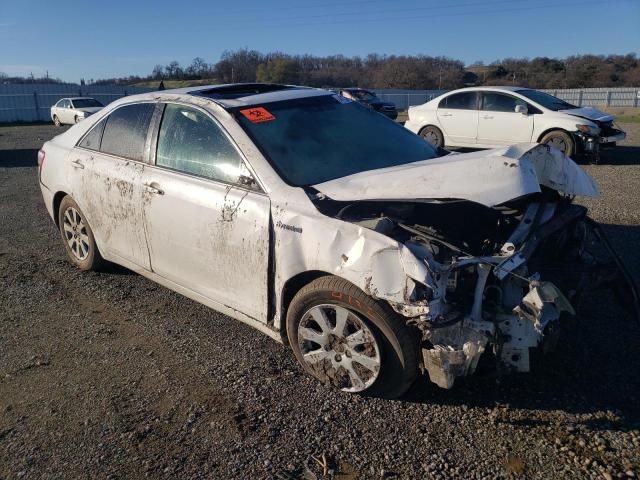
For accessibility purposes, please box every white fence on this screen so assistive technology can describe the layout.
[0,84,154,123]
[373,87,640,110]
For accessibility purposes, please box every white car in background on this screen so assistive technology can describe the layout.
[50,97,104,126]
[405,86,626,159]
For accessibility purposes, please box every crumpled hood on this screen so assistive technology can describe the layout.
[560,106,614,123]
[313,143,599,207]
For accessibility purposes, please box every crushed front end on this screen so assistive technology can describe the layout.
[315,191,637,389]
[399,196,636,388]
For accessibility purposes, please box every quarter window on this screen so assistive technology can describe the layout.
[100,103,155,162]
[482,92,527,112]
[78,118,107,150]
[156,104,244,184]
[439,92,478,110]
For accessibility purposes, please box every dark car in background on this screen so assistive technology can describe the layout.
[337,88,398,120]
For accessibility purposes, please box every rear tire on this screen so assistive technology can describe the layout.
[74,115,80,124]
[53,115,61,127]
[286,276,420,399]
[419,125,444,148]
[58,196,104,271]
[540,130,575,157]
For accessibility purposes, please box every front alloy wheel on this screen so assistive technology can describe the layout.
[298,304,381,392]
[286,276,420,398]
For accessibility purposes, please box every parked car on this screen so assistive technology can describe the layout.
[51,97,104,126]
[337,88,398,119]
[38,84,634,398]
[405,86,626,160]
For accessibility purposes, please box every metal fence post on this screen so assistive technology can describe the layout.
[33,91,40,122]
[606,90,611,107]
[635,91,639,108]
[578,90,583,106]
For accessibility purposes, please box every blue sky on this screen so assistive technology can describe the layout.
[1,0,639,82]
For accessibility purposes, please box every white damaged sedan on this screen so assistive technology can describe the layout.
[37,84,635,398]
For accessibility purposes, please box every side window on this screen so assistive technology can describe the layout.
[78,117,107,150]
[482,92,526,113]
[56,99,64,108]
[100,103,155,161]
[61,99,69,108]
[439,92,477,110]
[156,104,244,184]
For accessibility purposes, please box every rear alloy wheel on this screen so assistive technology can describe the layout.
[286,276,420,398]
[58,196,104,271]
[74,115,80,124]
[540,130,575,157]
[53,115,61,127]
[419,125,444,148]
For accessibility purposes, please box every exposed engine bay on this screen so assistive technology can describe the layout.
[310,188,639,389]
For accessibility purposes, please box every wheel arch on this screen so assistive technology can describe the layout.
[52,191,69,227]
[279,270,332,345]
[536,127,572,143]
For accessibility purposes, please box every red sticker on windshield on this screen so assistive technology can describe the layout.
[240,107,275,123]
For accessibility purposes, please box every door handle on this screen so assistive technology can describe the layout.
[143,183,164,195]
[440,112,453,117]
[71,159,85,169]
[483,115,494,119]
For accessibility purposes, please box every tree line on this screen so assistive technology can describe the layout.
[2,50,639,89]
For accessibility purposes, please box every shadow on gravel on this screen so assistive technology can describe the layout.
[0,148,38,167]
[99,263,136,276]
[598,146,640,166]
[404,223,640,429]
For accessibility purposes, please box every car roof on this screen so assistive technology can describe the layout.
[67,97,97,100]
[444,86,529,94]
[163,83,333,108]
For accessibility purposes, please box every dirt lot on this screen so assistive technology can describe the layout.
[1,123,640,479]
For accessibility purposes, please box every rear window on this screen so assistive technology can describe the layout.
[439,92,478,110]
[72,98,103,108]
[100,103,155,161]
[234,95,437,186]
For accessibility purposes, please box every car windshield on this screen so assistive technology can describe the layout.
[72,98,103,108]
[234,95,437,186]
[349,90,377,102]
[517,89,577,111]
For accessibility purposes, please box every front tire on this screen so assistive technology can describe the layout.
[286,276,420,398]
[58,196,104,271]
[53,115,61,127]
[419,125,444,148]
[540,130,575,157]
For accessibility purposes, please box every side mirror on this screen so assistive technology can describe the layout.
[515,104,528,115]
[237,163,259,190]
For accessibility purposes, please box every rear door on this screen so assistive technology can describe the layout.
[436,91,479,145]
[70,102,156,269]
[477,92,534,146]
[140,102,271,323]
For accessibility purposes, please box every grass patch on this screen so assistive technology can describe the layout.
[616,115,640,124]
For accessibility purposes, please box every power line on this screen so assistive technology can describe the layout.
[227,0,631,29]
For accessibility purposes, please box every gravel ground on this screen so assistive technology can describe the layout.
[1,123,639,480]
